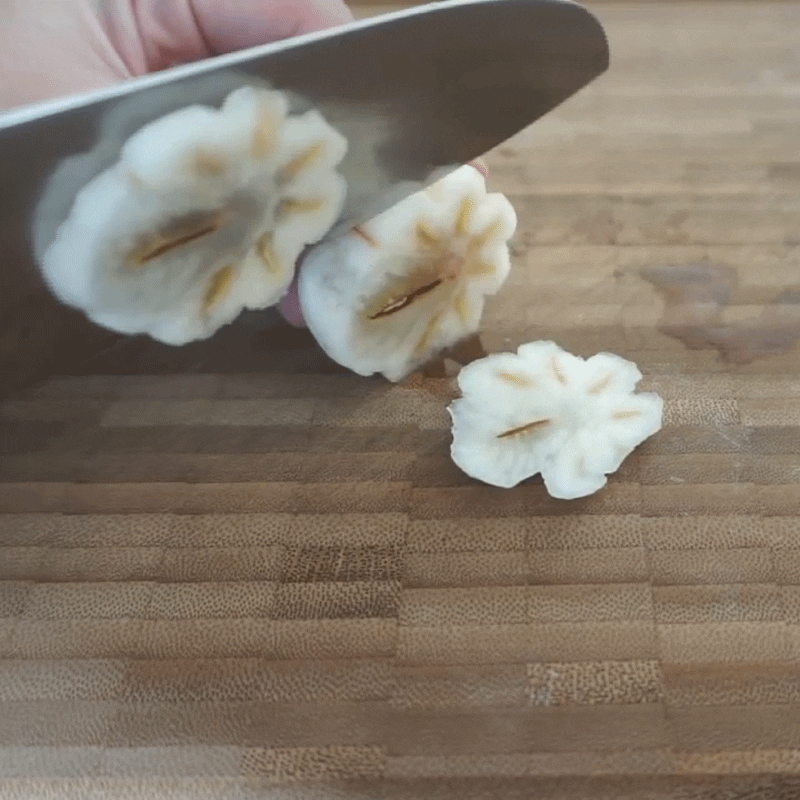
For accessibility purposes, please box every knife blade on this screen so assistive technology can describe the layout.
[0,0,608,393]
[1,0,608,300]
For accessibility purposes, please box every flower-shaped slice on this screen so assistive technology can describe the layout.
[297,164,517,382]
[38,86,348,345]
[448,341,663,498]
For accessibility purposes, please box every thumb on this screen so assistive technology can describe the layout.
[101,0,353,75]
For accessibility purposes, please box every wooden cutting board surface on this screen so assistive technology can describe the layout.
[2,3,800,798]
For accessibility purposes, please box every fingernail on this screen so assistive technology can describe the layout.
[468,157,489,179]
[277,277,306,327]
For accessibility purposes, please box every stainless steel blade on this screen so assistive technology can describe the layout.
[0,0,608,307]
[0,0,607,394]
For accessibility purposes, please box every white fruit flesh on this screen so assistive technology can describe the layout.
[298,165,517,382]
[39,86,348,345]
[448,341,664,499]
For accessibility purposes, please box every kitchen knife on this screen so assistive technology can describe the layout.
[0,0,608,392]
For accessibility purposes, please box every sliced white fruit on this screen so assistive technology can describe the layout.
[297,164,517,382]
[38,86,348,345]
[448,341,664,499]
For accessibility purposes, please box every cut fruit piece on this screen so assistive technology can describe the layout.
[37,86,348,345]
[448,341,664,499]
[297,164,517,382]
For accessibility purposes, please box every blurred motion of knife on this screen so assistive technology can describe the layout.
[0,0,608,392]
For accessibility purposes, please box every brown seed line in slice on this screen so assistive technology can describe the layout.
[369,278,443,320]
[415,221,442,249]
[414,311,442,356]
[497,371,534,388]
[587,373,613,395]
[280,142,325,181]
[497,418,551,439]
[551,355,567,385]
[454,196,476,237]
[250,107,280,159]
[464,258,497,278]
[467,217,504,252]
[453,289,471,327]
[467,260,498,280]
[193,149,228,178]
[353,225,378,247]
[203,263,236,311]
[612,409,642,420]
[277,197,324,218]
[127,211,227,265]
[255,233,282,276]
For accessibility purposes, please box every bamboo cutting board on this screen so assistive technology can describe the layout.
[2,3,800,798]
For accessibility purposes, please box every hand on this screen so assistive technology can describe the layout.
[0,0,353,327]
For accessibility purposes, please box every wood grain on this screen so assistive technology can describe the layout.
[3,2,800,798]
